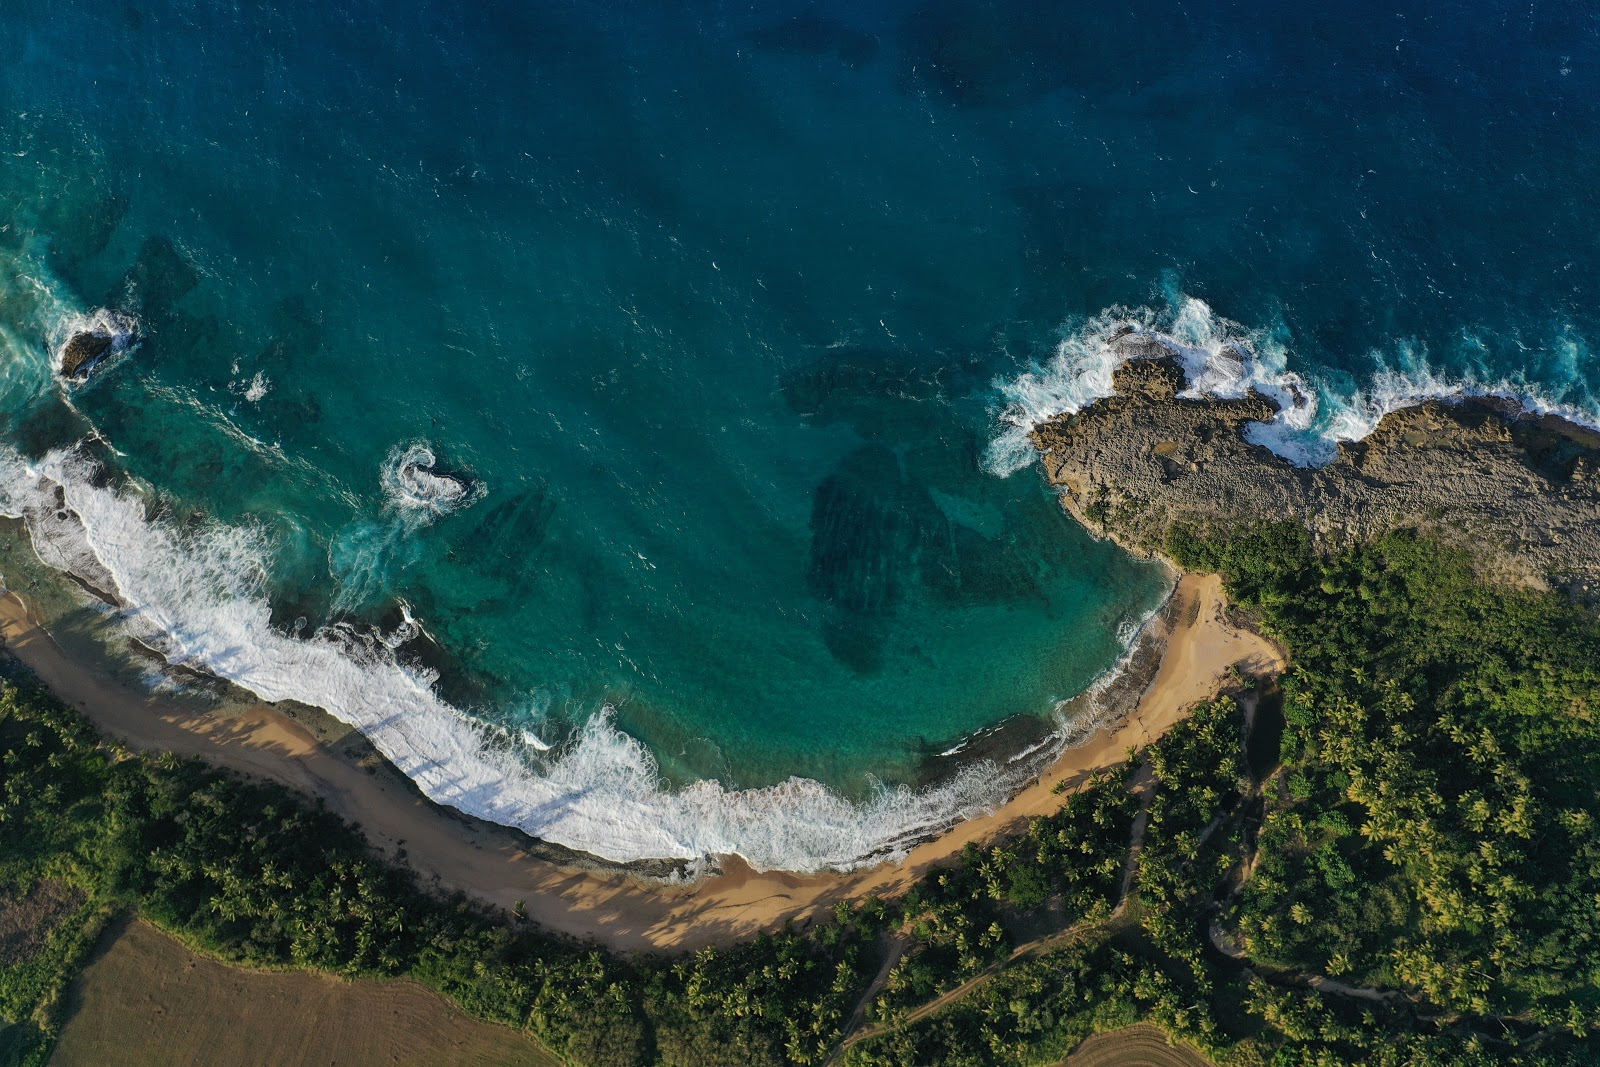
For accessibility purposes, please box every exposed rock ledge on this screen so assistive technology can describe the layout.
[1030,333,1600,592]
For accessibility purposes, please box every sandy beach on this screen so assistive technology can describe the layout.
[0,572,1281,953]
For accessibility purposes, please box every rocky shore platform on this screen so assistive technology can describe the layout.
[1031,333,1600,592]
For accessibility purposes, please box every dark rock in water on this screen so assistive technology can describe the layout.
[459,483,556,573]
[399,460,471,508]
[59,332,114,381]
[746,15,880,67]
[807,445,954,675]
[56,309,138,383]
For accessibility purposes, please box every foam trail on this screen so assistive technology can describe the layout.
[986,294,1600,474]
[0,444,1068,872]
[331,441,484,612]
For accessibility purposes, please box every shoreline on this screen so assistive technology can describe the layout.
[1031,337,1600,592]
[0,571,1281,953]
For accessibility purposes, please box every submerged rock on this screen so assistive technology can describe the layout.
[399,460,470,508]
[113,234,199,318]
[1031,337,1600,591]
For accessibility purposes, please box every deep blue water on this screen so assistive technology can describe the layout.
[0,0,1595,867]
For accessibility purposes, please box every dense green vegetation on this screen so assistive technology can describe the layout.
[0,670,886,1067]
[1173,526,1600,1028]
[0,526,1598,1065]
[872,767,1138,1018]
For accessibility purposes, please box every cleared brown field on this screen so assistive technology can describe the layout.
[1062,1024,1215,1067]
[50,919,559,1067]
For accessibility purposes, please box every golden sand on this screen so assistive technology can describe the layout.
[0,572,1280,952]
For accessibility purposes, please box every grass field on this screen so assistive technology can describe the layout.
[1062,1025,1215,1067]
[49,919,560,1067]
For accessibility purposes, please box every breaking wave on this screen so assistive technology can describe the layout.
[0,443,1148,872]
[0,253,1161,873]
[380,440,483,518]
[986,293,1600,474]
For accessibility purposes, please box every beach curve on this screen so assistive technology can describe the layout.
[0,572,1280,953]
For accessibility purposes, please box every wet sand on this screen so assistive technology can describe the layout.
[0,573,1281,953]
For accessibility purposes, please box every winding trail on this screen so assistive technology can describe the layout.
[828,756,1170,1061]
[0,574,1282,952]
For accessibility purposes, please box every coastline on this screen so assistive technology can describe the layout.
[0,571,1281,953]
[1029,333,1600,592]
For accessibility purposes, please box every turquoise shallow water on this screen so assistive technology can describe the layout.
[0,0,1596,868]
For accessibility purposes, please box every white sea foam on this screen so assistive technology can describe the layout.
[985,294,1600,473]
[0,443,1060,872]
[243,371,270,403]
[381,441,483,518]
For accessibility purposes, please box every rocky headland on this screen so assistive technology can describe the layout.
[1031,332,1600,592]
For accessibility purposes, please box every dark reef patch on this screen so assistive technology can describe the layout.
[13,397,95,460]
[450,481,558,586]
[808,444,933,620]
[111,235,199,320]
[45,192,128,273]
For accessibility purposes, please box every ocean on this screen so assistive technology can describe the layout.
[0,0,1595,870]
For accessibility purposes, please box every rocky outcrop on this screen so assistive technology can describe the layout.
[1031,336,1600,591]
[57,311,139,383]
[58,332,114,381]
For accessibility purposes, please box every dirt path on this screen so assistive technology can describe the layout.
[822,936,911,1066]
[832,683,1272,1058]
[0,573,1282,953]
